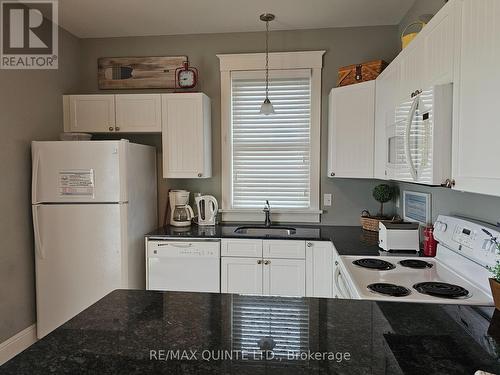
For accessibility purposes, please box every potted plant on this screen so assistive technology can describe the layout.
[486,232,500,310]
[360,184,396,232]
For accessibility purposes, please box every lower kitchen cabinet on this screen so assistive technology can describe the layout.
[264,258,306,297]
[221,257,262,294]
[306,241,334,298]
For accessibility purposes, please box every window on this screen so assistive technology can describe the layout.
[218,51,324,222]
[231,70,311,210]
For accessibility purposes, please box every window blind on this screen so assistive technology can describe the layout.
[231,70,312,209]
[232,295,310,358]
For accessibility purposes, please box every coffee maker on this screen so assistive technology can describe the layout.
[169,190,194,227]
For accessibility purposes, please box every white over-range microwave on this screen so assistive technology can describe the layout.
[386,83,453,186]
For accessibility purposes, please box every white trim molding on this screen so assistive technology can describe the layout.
[0,324,37,366]
[218,51,325,223]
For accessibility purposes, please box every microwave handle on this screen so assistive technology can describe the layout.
[404,96,419,180]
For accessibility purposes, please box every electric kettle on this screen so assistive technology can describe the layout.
[195,195,218,226]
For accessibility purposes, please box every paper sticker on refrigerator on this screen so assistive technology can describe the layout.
[59,169,95,197]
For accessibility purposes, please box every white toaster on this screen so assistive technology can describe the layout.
[378,221,420,252]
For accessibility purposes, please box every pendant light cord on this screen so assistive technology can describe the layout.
[265,19,269,100]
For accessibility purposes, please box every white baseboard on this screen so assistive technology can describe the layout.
[0,324,37,366]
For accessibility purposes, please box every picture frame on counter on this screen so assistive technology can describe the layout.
[403,191,431,225]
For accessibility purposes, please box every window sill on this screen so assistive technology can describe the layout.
[220,209,322,223]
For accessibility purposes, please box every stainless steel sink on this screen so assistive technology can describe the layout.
[234,226,297,236]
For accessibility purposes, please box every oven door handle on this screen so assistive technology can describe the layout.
[334,266,351,299]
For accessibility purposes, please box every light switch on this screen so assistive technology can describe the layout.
[323,193,332,207]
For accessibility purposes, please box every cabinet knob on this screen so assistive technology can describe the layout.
[257,260,262,264]
[115,126,120,131]
[330,172,335,177]
[197,173,203,178]
[109,126,114,131]
[442,179,456,188]
[264,260,271,265]
[307,242,312,247]
[335,261,339,266]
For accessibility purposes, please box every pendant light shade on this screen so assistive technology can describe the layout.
[260,13,275,116]
[260,98,275,115]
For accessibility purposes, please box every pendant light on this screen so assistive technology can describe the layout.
[259,13,275,115]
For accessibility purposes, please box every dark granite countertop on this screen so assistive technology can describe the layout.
[2,290,500,374]
[146,224,382,256]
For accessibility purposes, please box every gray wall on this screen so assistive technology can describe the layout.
[79,26,401,225]
[395,183,500,226]
[0,29,81,342]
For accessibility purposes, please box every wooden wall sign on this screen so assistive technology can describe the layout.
[98,56,187,89]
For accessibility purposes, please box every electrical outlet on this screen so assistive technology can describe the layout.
[323,193,332,207]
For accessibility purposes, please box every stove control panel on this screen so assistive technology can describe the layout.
[434,215,500,267]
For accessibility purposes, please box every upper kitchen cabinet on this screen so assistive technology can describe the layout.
[63,94,162,133]
[115,94,161,132]
[63,95,115,133]
[452,0,500,196]
[421,0,460,88]
[162,93,212,178]
[374,61,399,180]
[398,38,424,102]
[327,81,375,179]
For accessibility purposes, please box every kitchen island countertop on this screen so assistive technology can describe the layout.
[2,289,500,375]
[147,224,382,256]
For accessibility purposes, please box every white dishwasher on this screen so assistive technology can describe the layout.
[147,240,220,293]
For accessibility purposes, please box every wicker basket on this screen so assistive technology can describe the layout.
[360,210,401,232]
[337,60,388,87]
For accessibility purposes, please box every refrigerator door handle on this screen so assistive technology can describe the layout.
[32,148,40,204]
[32,205,45,259]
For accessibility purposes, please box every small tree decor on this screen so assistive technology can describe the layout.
[372,184,394,218]
[360,184,396,232]
[486,231,500,310]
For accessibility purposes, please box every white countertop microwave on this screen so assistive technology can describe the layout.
[386,84,453,185]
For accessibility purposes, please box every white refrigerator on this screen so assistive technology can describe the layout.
[31,140,157,338]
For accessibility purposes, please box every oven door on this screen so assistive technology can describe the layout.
[333,260,355,299]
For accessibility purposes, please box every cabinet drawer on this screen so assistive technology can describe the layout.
[263,240,306,259]
[221,239,263,258]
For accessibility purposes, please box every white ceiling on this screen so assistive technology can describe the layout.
[58,0,416,39]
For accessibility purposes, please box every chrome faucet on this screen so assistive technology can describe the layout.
[263,200,271,227]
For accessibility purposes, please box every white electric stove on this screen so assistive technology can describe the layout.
[335,215,500,305]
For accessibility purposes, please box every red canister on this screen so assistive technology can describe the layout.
[423,225,438,257]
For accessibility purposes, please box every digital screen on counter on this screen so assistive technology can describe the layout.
[462,228,471,235]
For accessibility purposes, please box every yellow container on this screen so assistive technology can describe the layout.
[401,21,426,49]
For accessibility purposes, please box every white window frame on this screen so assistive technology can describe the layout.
[217,51,325,223]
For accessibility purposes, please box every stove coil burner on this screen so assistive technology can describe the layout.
[368,283,411,297]
[353,258,395,271]
[399,259,433,269]
[413,282,470,299]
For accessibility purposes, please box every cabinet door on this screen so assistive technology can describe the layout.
[327,81,375,178]
[67,95,115,132]
[221,239,263,258]
[398,40,424,102]
[263,240,305,259]
[162,93,212,178]
[422,0,458,87]
[453,0,500,196]
[305,241,334,298]
[115,94,161,132]
[263,259,305,297]
[374,62,399,180]
[221,257,262,295]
